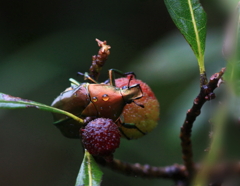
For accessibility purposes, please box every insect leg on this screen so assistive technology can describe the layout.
[120,122,146,140]
[77,72,98,84]
[107,69,137,86]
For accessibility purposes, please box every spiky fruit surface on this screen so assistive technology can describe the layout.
[81,118,121,162]
[115,75,160,139]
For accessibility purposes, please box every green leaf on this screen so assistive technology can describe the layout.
[75,150,103,186]
[223,2,240,96]
[0,92,83,123]
[164,0,207,77]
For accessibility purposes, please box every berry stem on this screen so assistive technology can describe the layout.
[179,68,225,182]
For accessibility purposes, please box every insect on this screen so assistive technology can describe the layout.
[51,69,145,139]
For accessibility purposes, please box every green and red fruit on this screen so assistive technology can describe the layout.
[115,75,160,139]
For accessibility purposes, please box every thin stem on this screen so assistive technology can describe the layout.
[96,157,240,185]
[95,157,187,180]
[200,71,208,86]
[180,68,225,182]
[0,100,84,124]
[89,39,111,80]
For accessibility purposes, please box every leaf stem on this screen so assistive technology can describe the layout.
[87,151,93,186]
[0,100,84,124]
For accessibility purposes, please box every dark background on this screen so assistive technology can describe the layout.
[0,1,236,186]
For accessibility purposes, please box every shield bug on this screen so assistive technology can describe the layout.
[51,69,145,139]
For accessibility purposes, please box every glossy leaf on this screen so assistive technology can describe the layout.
[0,92,83,123]
[164,0,207,76]
[224,2,240,96]
[75,150,103,186]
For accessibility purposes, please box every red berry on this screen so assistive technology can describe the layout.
[115,75,160,139]
[81,118,121,162]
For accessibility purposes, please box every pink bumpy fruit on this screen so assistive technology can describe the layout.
[81,118,121,162]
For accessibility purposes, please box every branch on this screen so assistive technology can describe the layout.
[96,158,240,186]
[89,39,111,80]
[95,157,187,181]
[180,68,225,180]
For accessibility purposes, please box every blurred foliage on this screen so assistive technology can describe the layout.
[0,1,238,186]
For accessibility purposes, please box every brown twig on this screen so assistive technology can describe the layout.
[96,157,240,185]
[94,153,240,186]
[89,39,111,80]
[95,157,187,181]
[180,68,225,181]
[200,71,208,86]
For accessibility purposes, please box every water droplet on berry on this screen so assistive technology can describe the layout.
[92,96,98,102]
[102,94,109,101]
